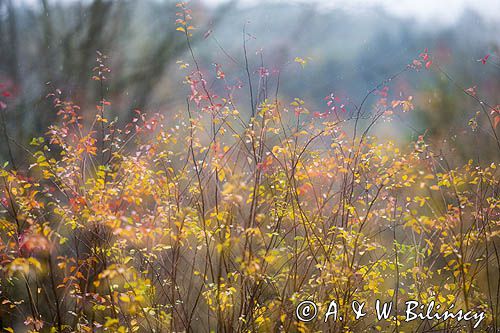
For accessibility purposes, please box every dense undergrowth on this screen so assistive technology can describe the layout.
[0,3,499,332]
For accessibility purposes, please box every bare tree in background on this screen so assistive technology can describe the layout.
[0,0,227,163]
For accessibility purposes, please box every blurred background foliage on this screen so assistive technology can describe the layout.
[0,0,499,162]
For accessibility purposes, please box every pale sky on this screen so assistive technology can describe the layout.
[207,0,500,25]
[18,0,500,25]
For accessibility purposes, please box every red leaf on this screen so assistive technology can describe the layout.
[465,86,477,96]
[19,233,49,255]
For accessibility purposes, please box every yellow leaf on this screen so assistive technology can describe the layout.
[28,258,42,271]
[218,169,225,182]
[104,317,119,328]
[119,294,130,303]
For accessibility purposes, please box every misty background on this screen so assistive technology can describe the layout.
[0,0,499,162]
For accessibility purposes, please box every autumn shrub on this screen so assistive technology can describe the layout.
[0,3,499,332]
